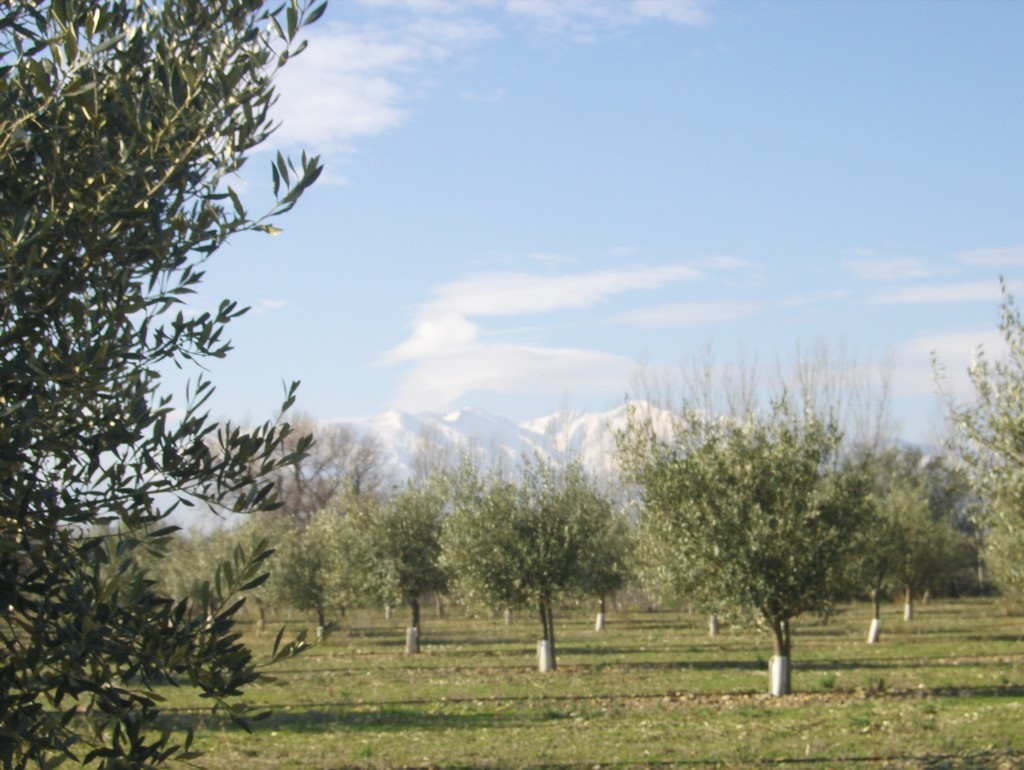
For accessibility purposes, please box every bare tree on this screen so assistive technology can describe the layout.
[412,424,455,486]
[780,340,895,450]
[268,411,389,525]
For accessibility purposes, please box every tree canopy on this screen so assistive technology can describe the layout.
[441,456,623,670]
[946,282,1024,592]
[619,398,869,694]
[0,1,322,766]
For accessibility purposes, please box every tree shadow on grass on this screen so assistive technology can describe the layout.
[558,654,1023,674]
[157,703,564,737]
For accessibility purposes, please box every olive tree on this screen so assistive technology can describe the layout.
[846,446,974,642]
[843,476,899,643]
[575,488,633,632]
[440,459,528,623]
[0,2,323,766]
[266,509,349,634]
[330,484,447,653]
[618,398,868,695]
[942,283,1024,592]
[881,451,968,620]
[441,456,620,671]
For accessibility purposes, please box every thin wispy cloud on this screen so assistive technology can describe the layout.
[867,281,1001,305]
[426,266,698,317]
[252,298,287,315]
[383,264,698,410]
[272,0,710,155]
[357,0,711,26]
[608,245,639,257]
[388,340,633,412]
[613,300,756,328]
[841,257,936,283]
[272,18,494,150]
[503,0,711,30]
[632,0,711,26]
[955,244,1024,268]
[356,0,463,12]
[893,328,1006,398]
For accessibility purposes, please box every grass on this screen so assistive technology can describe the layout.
[153,597,1024,768]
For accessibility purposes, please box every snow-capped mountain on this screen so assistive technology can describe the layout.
[336,403,670,484]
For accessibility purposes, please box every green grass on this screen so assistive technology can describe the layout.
[154,598,1024,768]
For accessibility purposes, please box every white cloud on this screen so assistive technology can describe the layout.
[502,0,709,30]
[356,0,463,12]
[867,281,1002,305]
[385,312,480,362]
[525,251,577,266]
[383,264,698,410]
[425,265,698,317]
[693,255,748,271]
[459,87,507,103]
[613,299,755,328]
[632,0,711,26]
[389,340,633,412]
[955,244,1024,268]
[271,18,494,150]
[841,257,935,282]
[778,289,848,308]
[253,298,287,314]
[891,328,1006,398]
[271,1,710,154]
[608,245,638,257]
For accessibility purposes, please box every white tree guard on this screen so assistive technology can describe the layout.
[769,655,790,696]
[867,618,881,644]
[537,640,554,672]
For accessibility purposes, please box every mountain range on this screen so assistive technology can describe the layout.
[339,403,668,484]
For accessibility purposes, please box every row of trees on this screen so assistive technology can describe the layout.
[153,454,632,671]
[151,407,977,693]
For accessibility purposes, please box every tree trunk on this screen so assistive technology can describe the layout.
[768,618,792,696]
[402,597,421,654]
[315,602,327,642]
[504,607,513,625]
[709,613,719,638]
[903,586,913,621]
[867,589,881,644]
[537,599,556,672]
[256,605,266,636]
[537,599,557,671]
[547,603,557,669]
[976,533,985,591]
[595,596,606,632]
[405,626,419,654]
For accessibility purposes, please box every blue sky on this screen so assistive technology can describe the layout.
[175,0,1023,445]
